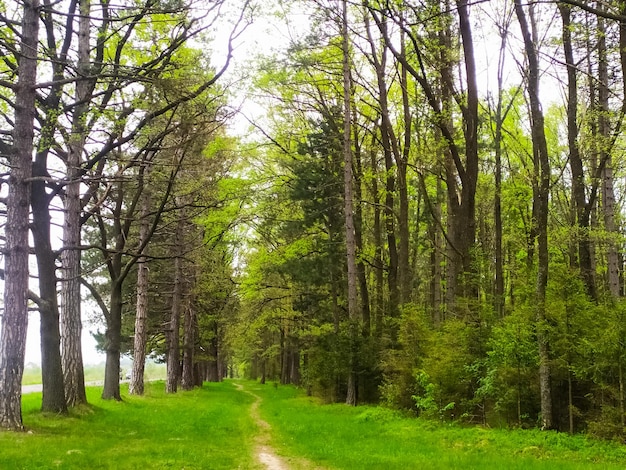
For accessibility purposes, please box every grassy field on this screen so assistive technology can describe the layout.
[1,381,258,469]
[248,381,626,470]
[3,380,626,469]
[22,362,167,385]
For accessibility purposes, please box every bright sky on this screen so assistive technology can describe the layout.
[25,313,106,366]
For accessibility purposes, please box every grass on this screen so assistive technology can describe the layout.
[1,381,258,469]
[5,379,626,469]
[247,381,626,470]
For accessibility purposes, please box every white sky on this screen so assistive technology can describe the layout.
[25,312,106,366]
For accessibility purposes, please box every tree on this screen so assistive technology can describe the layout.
[514,0,554,430]
[128,160,153,395]
[78,2,248,400]
[341,0,359,406]
[0,0,40,431]
[60,0,94,407]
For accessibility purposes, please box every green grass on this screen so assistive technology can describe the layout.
[1,381,258,469]
[247,381,626,469]
[6,379,626,469]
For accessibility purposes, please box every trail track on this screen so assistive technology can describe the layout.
[234,382,290,470]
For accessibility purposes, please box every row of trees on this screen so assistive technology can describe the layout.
[4,0,626,439]
[0,0,249,430]
[233,0,626,435]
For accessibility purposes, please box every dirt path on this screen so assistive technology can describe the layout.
[234,382,290,470]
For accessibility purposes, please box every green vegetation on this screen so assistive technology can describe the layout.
[248,382,626,470]
[1,381,257,469]
[4,380,626,469]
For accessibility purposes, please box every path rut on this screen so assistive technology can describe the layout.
[235,382,289,470]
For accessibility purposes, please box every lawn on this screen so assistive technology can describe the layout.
[1,381,258,469]
[248,381,626,470]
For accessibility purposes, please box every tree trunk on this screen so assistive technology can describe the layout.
[129,162,153,396]
[371,144,384,337]
[129,256,149,395]
[597,13,620,299]
[181,304,195,390]
[427,170,444,325]
[514,0,553,430]
[166,218,184,393]
[559,4,596,301]
[455,0,479,305]
[31,202,66,413]
[102,280,123,401]
[61,0,91,407]
[353,124,371,336]
[0,0,39,431]
[492,12,511,317]
[342,0,358,406]
[206,319,220,382]
[397,28,412,305]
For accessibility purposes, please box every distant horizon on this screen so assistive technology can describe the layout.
[24,310,107,366]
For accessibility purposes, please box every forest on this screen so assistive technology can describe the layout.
[2,0,626,441]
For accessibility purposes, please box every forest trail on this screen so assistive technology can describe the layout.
[234,382,325,470]
[234,382,290,469]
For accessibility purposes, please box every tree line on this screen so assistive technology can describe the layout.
[4,0,626,440]
[233,0,626,437]
[0,0,250,431]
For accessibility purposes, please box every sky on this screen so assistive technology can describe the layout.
[25,313,106,366]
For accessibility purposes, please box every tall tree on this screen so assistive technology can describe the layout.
[61,0,94,407]
[341,0,359,406]
[129,158,153,396]
[0,0,40,430]
[559,3,596,300]
[596,9,620,299]
[514,0,554,430]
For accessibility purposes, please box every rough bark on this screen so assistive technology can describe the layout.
[129,162,153,396]
[0,0,39,431]
[61,0,91,407]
